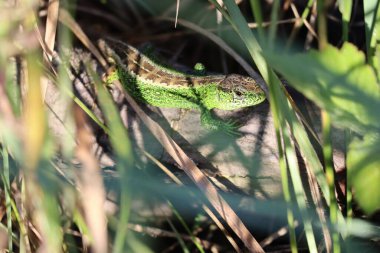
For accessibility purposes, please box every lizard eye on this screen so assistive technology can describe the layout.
[233,90,244,101]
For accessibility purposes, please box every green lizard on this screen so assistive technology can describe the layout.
[98,39,266,133]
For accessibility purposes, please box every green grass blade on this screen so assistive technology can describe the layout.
[268,0,281,49]
[88,65,134,253]
[249,0,265,44]
[166,218,191,253]
[168,201,205,253]
[322,112,340,253]
[364,0,380,65]
[338,0,353,42]
[1,147,13,252]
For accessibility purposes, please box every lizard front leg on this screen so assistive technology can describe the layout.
[199,107,240,135]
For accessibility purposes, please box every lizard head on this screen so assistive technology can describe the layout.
[215,74,266,110]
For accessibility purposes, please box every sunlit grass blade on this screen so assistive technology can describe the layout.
[249,0,265,44]
[74,104,108,253]
[54,24,77,158]
[322,111,340,253]
[72,208,91,244]
[364,0,380,69]
[338,0,353,42]
[88,65,134,253]
[1,147,13,252]
[268,0,280,48]
[23,43,63,252]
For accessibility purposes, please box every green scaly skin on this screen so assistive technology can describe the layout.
[100,39,266,134]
